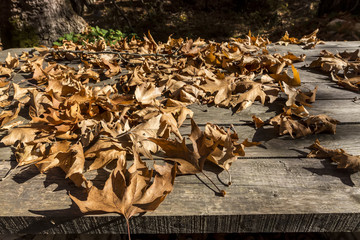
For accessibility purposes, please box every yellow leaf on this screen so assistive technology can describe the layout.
[291,65,301,86]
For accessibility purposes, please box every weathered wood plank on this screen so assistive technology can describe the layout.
[0,43,359,234]
[2,213,360,234]
[1,156,360,233]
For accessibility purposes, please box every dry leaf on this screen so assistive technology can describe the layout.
[0,103,21,128]
[331,72,360,92]
[70,150,176,219]
[135,82,164,105]
[270,113,311,138]
[252,115,265,129]
[308,139,360,171]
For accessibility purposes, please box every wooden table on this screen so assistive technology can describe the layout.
[0,42,360,234]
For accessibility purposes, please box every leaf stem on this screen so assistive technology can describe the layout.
[225,169,232,186]
[126,217,131,240]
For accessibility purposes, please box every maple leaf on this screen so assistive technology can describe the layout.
[284,104,309,118]
[173,84,205,103]
[231,82,266,112]
[161,103,193,128]
[200,122,239,171]
[135,82,164,105]
[199,75,235,106]
[277,29,324,49]
[14,142,45,166]
[151,119,253,173]
[1,126,40,146]
[129,114,162,158]
[308,139,360,171]
[150,137,202,174]
[102,59,121,78]
[282,52,306,63]
[70,149,177,220]
[89,149,127,171]
[35,142,87,187]
[299,29,324,49]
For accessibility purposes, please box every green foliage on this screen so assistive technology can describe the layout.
[53,26,138,46]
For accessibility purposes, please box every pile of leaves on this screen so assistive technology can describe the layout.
[0,29,353,237]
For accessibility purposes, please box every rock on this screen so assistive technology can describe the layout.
[327,18,346,28]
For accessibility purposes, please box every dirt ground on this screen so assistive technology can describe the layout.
[0,0,358,50]
[83,0,360,42]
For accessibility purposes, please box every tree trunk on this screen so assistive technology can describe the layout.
[0,0,87,49]
[318,0,360,16]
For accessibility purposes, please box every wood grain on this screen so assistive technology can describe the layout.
[0,42,360,234]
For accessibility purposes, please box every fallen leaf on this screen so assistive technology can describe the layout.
[1,126,40,145]
[135,82,164,105]
[0,103,21,128]
[70,150,176,220]
[252,115,265,129]
[308,139,360,171]
[331,72,360,92]
[303,114,339,134]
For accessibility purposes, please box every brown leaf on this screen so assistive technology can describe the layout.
[200,76,235,106]
[252,115,265,129]
[270,113,311,138]
[308,139,360,171]
[231,82,266,112]
[15,142,45,166]
[102,59,121,78]
[277,31,300,45]
[70,150,176,219]
[310,56,347,73]
[5,52,19,69]
[88,149,127,171]
[303,114,339,134]
[269,65,301,87]
[0,103,21,128]
[135,82,164,105]
[130,114,162,157]
[150,137,202,174]
[283,82,317,107]
[35,142,86,187]
[0,66,12,77]
[13,83,32,104]
[1,126,40,146]
[331,72,360,92]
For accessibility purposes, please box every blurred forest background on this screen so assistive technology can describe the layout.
[0,0,359,49]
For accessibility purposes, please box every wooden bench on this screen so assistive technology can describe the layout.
[0,42,360,234]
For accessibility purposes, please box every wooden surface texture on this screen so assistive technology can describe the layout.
[0,42,360,234]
